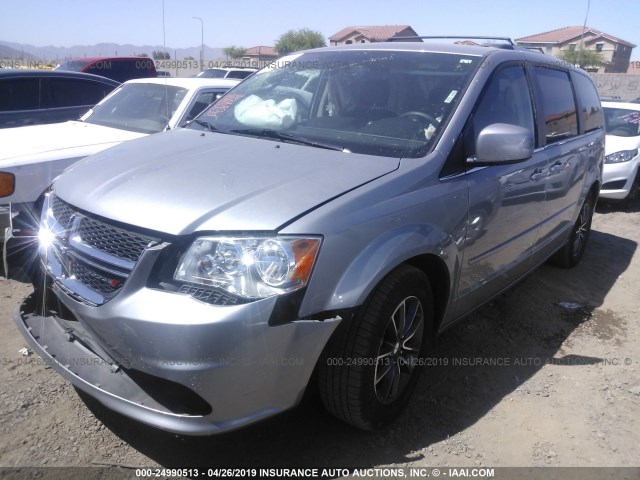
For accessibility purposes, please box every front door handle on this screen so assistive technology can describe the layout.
[530,168,545,181]
[549,161,566,174]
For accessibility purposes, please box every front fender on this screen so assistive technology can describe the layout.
[323,223,458,313]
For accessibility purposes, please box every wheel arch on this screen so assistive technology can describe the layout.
[589,180,601,203]
[299,224,462,325]
[404,253,451,335]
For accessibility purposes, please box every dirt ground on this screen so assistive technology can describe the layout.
[0,199,639,472]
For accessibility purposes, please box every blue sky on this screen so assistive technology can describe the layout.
[1,0,639,59]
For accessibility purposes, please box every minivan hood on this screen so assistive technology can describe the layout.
[605,134,640,156]
[0,121,144,167]
[54,128,400,235]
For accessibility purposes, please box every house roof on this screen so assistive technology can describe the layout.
[516,26,635,48]
[245,46,277,56]
[329,25,417,42]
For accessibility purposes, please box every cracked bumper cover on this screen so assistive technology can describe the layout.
[14,285,340,435]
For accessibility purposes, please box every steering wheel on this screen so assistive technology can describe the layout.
[400,111,439,126]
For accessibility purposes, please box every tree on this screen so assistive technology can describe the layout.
[223,46,247,59]
[274,28,326,55]
[152,50,171,60]
[558,48,604,68]
[185,56,195,61]
[138,53,149,57]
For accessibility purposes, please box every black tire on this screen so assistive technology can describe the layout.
[550,193,595,268]
[318,265,434,430]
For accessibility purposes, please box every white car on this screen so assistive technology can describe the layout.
[196,67,257,80]
[601,101,640,204]
[0,77,240,271]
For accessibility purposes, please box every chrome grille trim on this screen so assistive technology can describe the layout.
[75,217,154,264]
[44,195,160,305]
[51,196,75,228]
[52,196,157,268]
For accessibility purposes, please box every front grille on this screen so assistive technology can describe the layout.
[70,257,125,296]
[46,195,159,305]
[51,195,76,228]
[76,217,153,263]
[52,196,154,264]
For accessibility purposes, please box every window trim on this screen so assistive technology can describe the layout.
[570,70,604,135]
[529,63,579,147]
[439,60,538,178]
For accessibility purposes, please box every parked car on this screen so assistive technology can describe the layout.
[600,101,640,205]
[196,67,257,79]
[55,57,157,83]
[0,77,241,274]
[0,70,119,128]
[17,41,603,435]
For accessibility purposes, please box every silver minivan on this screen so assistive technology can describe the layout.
[16,41,604,435]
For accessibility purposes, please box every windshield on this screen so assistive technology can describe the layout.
[192,50,480,157]
[83,83,187,133]
[55,60,91,72]
[604,107,640,137]
[197,69,227,78]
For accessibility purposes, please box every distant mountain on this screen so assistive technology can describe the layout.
[0,43,39,61]
[0,41,225,61]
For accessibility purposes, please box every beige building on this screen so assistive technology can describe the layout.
[516,26,635,73]
[243,46,278,63]
[329,25,420,46]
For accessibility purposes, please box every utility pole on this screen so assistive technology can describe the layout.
[193,16,204,72]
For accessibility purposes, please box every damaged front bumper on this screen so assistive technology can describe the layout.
[14,283,340,435]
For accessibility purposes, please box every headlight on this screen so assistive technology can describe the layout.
[174,236,321,299]
[605,149,638,164]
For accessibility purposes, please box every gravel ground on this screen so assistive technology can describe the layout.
[0,199,639,473]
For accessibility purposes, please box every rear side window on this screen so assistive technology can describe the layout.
[55,60,91,72]
[44,78,113,108]
[85,59,155,82]
[86,59,126,81]
[201,69,226,78]
[533,67,578,144]
[573,73,603,133]
[226,70,253,79]
[0,78,41,110]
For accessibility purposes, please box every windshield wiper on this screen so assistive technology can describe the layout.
[229,128,346,151]
[192,119,219,132]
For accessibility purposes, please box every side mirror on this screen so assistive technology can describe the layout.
[469,123,534,164]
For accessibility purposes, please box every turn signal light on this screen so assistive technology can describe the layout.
[0,172,15,197]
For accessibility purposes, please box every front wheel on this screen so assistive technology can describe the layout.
[318,265,434,430]
[550,194,595,268]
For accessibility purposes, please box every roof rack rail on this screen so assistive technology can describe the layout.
[388,36,516,48]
